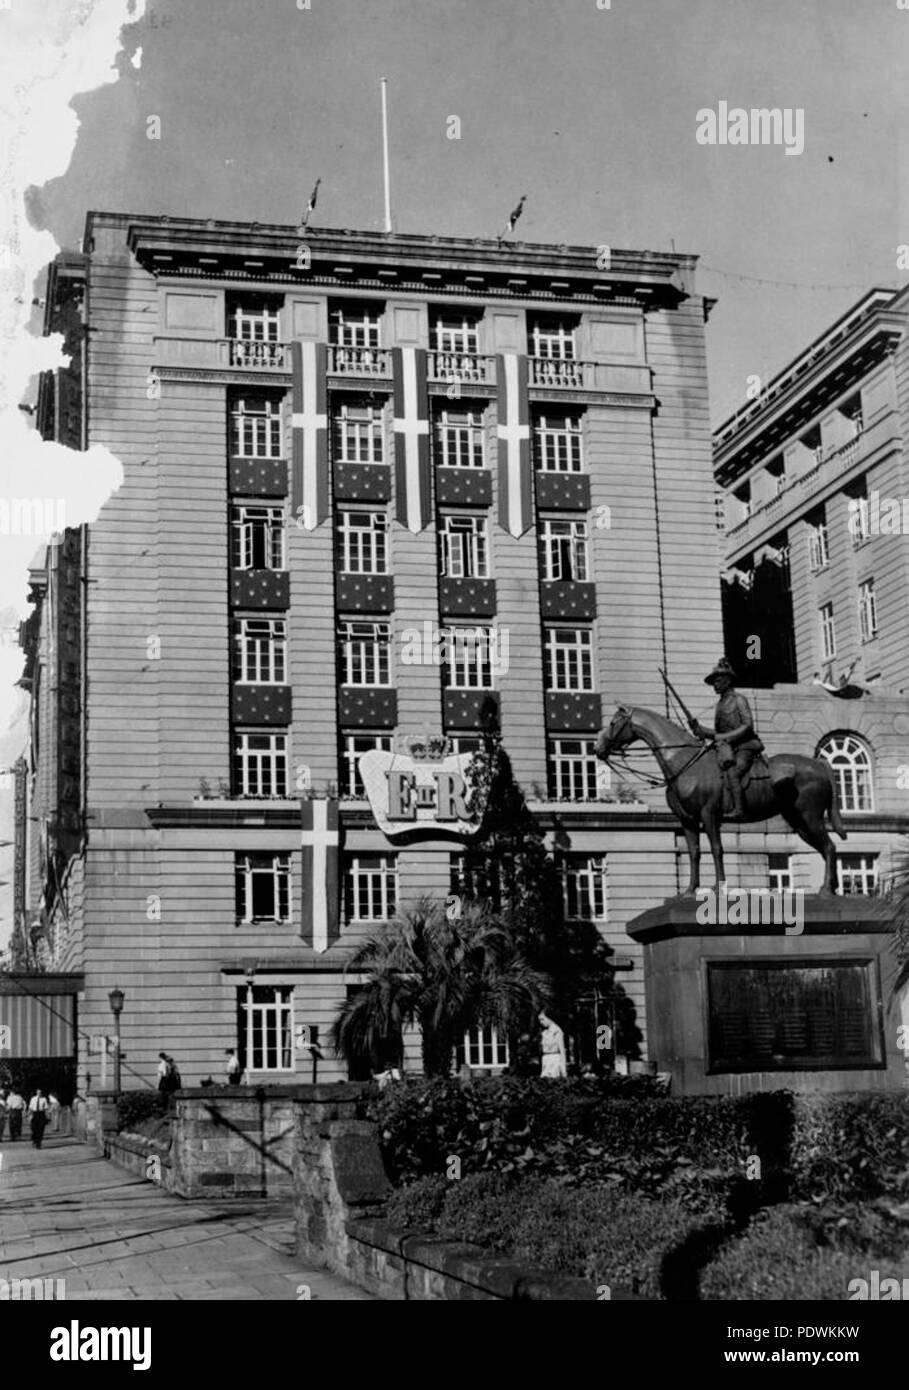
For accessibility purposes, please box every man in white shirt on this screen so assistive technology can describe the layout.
[225,1049,242,1086]
[28,1089,49,1149]
[6,1090,24,1141]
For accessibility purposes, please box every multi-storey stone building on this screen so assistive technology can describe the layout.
[21,209,757,1087]
[714,285,909,913]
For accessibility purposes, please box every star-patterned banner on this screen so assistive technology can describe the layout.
[392,347,431,533]
[496,353,533,537]
[290,340,329,529]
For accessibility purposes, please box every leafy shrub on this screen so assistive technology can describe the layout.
[789,1093,909,1204]
[700,1204,909,1301]
[386,1170,716,1298]
[116,1090,169,1133]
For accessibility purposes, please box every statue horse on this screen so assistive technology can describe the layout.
[596,705,847,895]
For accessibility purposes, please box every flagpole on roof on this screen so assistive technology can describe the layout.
[380,78,392,233]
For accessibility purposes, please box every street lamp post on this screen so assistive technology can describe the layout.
[107,987,124,1094]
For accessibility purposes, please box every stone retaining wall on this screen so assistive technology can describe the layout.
[170,1087,298,1198]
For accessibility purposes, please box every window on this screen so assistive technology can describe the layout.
[847,478,870,545]
[529,316,576,360]
[817,734,874,813]
[231,503,285,571]
[548,738,609,801]
[228,296,281,343]
[819,603,836,662]
[336,510,388,574]
[339,620,391,686]
[563,855,608,920]
[332,400,385,464]
[808,512,829,572]
[233,730,289,798]
[448,735,481,761]
[341,733,394,798]
[431,312,480,356]
[767,853,793,893]
[434,407,485,468]
[233,617,286,684]
[858,578,878,642]
[329,303,382,349]
[344,853,398,921]
[545,627,594,692]
[533,412,584,473]
[440,515,489,579]
[540,518,589,582]
[836,853,878,897]
[449,851,466,898]
[237,986,293,1072]
[441,627,494,690]
[456,1026,509,1072]
[235,853,291,923]
[230,395,283,459]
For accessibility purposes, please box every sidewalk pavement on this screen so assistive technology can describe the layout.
[0,1135,375,1301]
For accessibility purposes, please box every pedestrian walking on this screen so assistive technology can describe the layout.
[28,1090,48,1149]
[6,1089,25,1141]
[157,1053,181,1095]
[47,1092,60,1133]
[0,1088,8,1142]
[225,1049,242,1086]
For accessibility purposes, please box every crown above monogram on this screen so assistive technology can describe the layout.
[400,734,451,761]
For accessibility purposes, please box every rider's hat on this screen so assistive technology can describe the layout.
[704,656,736,686]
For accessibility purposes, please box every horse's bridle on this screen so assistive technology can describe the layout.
[601,708,713,789]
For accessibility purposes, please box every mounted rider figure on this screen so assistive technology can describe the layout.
[688,657,764,820]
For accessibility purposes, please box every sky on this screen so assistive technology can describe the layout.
[0,0,907,949]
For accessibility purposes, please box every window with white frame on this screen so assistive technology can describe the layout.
[858,577,878,642]
[540,518,589,582]
[563,855,608,920]
[230,395,283,459]
[817,733,874,813]
[533,412,584,473]
[233,617,287,684]
[336,510,388,574]
[431,312,480,355]
[434,407,485,468]
[332,400,386,464]
[547,738,609,801]
[329,303,382,348]
[848,485,870,545]
[339,621,391,686]
[767,853,793,893]
[819,603,836,662]
[230,503,285,571]
[235,853,291,923]
[836,852,879,897]
[456,1026,509,1072]
[237,986,293,1072]
[233,730,289,798]
[341,733,394,798]
[545,627,594,692]
[344,853,398,921]
[808,513,830,572]
[440,515,489,579]
[449,851,466,897]
[448,735,481,765]
[442,627,494,690]
[228,297,281,342]
[529,316,576,360]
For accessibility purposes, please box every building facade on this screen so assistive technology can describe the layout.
[713,284,909,928]
[23,210,757,1088]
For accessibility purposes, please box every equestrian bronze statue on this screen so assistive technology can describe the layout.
[595,659,846,895]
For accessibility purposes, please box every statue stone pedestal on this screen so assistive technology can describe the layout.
[627,895,905,1096]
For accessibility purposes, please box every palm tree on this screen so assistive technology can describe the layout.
[331,897,550,1078]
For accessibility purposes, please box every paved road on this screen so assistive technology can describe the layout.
[0,1135,374,1301]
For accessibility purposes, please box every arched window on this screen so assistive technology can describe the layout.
[817,733,874,813]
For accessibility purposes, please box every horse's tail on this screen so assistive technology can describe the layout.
[826,772,847,840]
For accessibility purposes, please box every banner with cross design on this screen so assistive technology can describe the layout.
[392,346,431,533]
[290,340,329,529]
[301,798,341,953]
[496,353,533,537]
